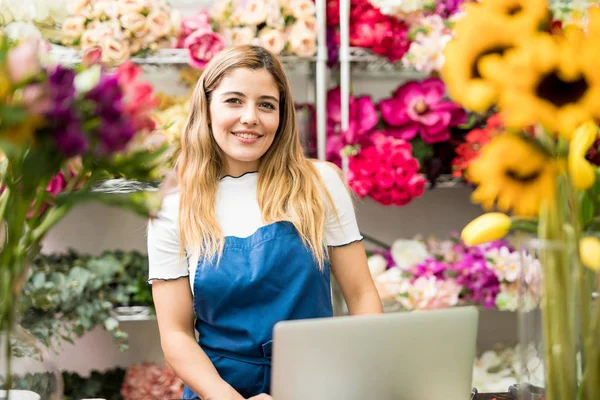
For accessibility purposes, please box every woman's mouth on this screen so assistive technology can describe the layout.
[232,131,263,143]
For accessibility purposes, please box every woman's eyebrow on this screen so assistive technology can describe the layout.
[221,91,279,102]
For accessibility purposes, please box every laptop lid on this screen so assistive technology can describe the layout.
[271,306,478,400]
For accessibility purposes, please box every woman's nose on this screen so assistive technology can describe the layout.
[240,105,259,126]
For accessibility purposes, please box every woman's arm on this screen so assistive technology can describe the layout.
[152,278,244,400]
[329,241,383,315]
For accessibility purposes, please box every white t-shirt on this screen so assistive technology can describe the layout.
[147,161,363,294]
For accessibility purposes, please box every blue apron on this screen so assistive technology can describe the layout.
[182,221,333,399]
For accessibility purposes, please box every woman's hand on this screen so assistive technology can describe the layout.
[247,394,272,399]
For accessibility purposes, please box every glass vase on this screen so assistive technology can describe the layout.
[517,238,599,400]
[0,322,63,400]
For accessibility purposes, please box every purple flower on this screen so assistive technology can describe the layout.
[435,0,464,17]
[378,78,467,144]
[327,27,339,68]
[451,254,500,308]
[373,248,396,269]
[97,118,135,153]
[53,122,88,157]
[412,258,450,280]
[85,75,123,106]
[47,65,76,104]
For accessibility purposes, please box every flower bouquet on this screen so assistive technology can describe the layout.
[60,0,181,65]
[210,0,318,57]
[369,235,542,312]
[441,1,600,399]
[0,34,169,391]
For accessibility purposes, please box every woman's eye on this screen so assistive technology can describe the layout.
[261,102,276,110]
[225,98,241,104]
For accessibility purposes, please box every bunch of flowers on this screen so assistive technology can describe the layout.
[347,133,426,206]
[0,34,169,385]
[60,0,181,65]
[0,0,69,41]
[326,0,466,69]
[326,78,468,204]
[442,1,600,398]
[121,362,184,400]
[209,0,318,57]
[175,10,225,69]
[369,235,542,312]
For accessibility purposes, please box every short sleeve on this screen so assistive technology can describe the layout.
[314,161,363,247]
[147,190,190,283]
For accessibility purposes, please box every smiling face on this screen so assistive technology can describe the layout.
[209,67,280,176]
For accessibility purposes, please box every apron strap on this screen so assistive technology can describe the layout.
[203,342,272,365]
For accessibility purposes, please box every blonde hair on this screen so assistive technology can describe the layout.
[176,45,335,270]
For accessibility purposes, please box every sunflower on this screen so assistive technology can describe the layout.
[485,30,600,139]
[442,13,524,112]
[461,0,550,32]
[466,134,558,217]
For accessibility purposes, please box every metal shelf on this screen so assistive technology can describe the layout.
[111,306,156,322]
[50,45,316,74]
[345,47,428,78]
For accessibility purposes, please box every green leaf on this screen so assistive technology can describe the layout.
[0,105,28,126]
[103,317,119,331]
[410,137,434,165]
[579,191,596,228]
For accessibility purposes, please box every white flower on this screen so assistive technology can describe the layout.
[240,0,268,26]
[74,64,101,93]
[210,0,231,24]
[120,12,148,37]
[373,267,408,301]
[390,239,431,270]
[258,27,285,55]
[289,0,315,20]
[287,31,316,57]
[60,16,86,45]
[223,26,257,46]
[495,285,519,311]
[367,254,388,276]
[485,247,522,283]
[3,21,43,40]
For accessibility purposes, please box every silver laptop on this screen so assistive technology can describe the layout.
[271,306,478,400]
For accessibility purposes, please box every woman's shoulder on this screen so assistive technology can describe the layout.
[310,160,344,184]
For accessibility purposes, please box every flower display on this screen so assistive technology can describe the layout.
[370,234,542,312]
[443,2,600,399]
[176,10,225,69]
[121,362,184,400]
[347,133,426,206]
[378,77,467,144]
[60,0,181,64]
[0,33,169,377]
[326,0,466,69]
[209,0,318,57]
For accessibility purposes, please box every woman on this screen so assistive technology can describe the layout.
[148,45,383,400]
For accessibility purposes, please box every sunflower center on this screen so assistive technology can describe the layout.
[505,168,541,183]
[471,46,512,79]
[535,70,589,107]
[506,5,523,16]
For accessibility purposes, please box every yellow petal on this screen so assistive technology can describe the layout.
[461,213,512,246]
[569,157,595,190]
[570,121,598,156]
[580,237,600,271]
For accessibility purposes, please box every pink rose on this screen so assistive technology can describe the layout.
[146,9,173,41]
[181,10,211,38]
[183,28,225,69]
[7,39,41,83]
[21,84,52,114]
[27,172,68,219]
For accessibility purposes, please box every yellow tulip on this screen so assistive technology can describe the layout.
[461,213,512,246]
[579,236,600,272]
[568,121,598,190]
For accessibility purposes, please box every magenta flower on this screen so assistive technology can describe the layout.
[326,87,378,166]
[184,28,226,69]
[378,78,467,144]
[347,133,426,206]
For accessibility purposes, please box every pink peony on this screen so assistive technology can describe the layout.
[370,18,411,62]
[180,10,212,40]
[347,133,426,207]
[379,78,467,144]
[121,362,185,400]
[184,28,226,69]
[326,87,378,166]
